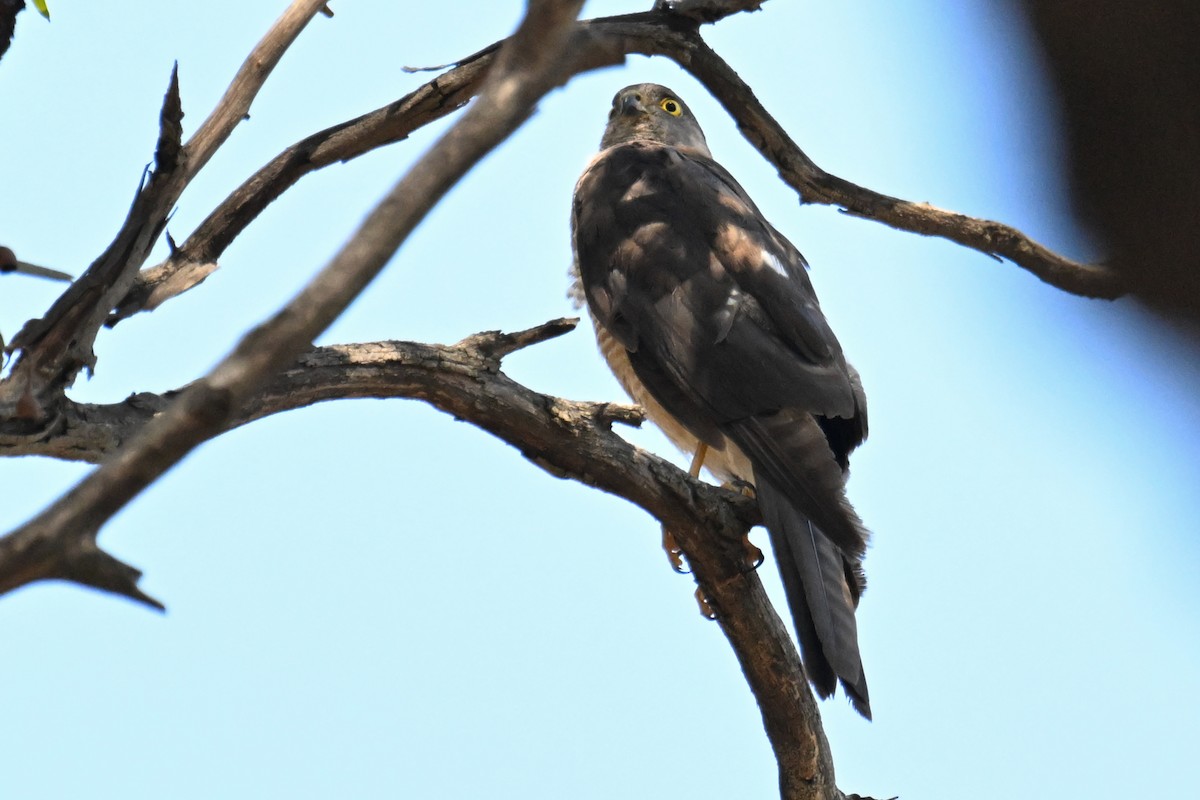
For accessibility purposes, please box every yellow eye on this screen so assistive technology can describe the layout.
[660,98,682,117]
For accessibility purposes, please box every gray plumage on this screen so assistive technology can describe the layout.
[571,83,873,718]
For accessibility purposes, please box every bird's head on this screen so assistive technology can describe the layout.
[599,83,711,156]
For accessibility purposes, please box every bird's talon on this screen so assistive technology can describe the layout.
[661,526,689,573]
[742,535,765,571]
[688,442,709,478]
[694,586,717,620]
[722,478,756,500]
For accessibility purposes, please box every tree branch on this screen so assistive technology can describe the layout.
[0,321,639,464]
[106,45,502,323]
[673,35,1124,299]
[0,0,332,421]
[0,317,851,799]
[183,1,332,182]
[652,0,766,24]
[0,246,73,282]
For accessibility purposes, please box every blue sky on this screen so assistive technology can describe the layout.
[2,2,1198,798]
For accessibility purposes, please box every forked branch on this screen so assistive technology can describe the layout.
[0,317,850,799]
[0,0,334,421]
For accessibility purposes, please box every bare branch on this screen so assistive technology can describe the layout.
[0,317,850,798]
[0,246,73,282]
[183,0,332,180]
[653,0,766,24]
[0,321,637,464]
[0,524,164,610]
[0,0,331,421]
[108,47,502,323]
[674,36,1125,299]
[1,67,185,406]
[455,316,581,360]
[0,315,846,799]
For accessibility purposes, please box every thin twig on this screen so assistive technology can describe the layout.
[107,46,502,323]
[184,0,332,180]
[0,247,73,282]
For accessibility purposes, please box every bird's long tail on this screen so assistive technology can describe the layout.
[756,476,871,719]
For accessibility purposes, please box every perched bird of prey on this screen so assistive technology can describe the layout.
[571,83,872,718]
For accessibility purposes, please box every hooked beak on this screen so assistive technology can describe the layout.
[616,93,646,118]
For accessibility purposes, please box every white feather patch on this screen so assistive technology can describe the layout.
[763,249,789,277]
[621,177,654,202]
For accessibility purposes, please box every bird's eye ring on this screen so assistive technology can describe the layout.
[660,98,682,117]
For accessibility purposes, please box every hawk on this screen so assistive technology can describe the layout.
[571,83,872,718]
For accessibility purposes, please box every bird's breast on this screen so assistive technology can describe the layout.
[591,317,752,484]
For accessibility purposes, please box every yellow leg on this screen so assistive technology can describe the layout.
[714,478,763,569]
[687,442,709,478]
[661,444,710,573]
